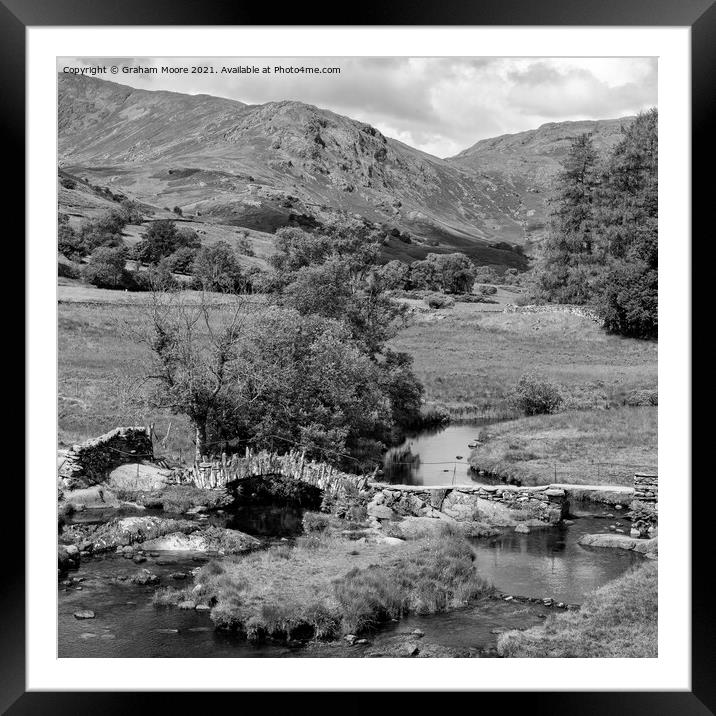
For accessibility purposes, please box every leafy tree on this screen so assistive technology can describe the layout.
[409,259,439,290]
[58,223,84,259]
[192,241,244,293]
[166,246,199,274]
[136,220,200,265]
[426,253,477,294]
[82,246,130,288]
[234,307,391,468]
[377,259,410,290]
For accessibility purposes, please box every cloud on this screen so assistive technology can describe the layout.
[58,56,657,158]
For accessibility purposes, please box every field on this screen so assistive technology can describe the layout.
[59,286,658,485]
[57,284,269,457]
[468,407,657,486]
[391,304,657,417]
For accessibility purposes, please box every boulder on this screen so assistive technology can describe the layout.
[142,527,260,554]
[367,503,395,520]
[107,462,172,492]
[578,533,658,558]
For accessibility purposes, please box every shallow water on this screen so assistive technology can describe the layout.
[58,502,641,657]
[382,422,495,486]
[470,506,642,605]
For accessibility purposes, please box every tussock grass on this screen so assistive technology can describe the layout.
[497,561,657,657]
[468,407,657,486]
[163,534,491,642]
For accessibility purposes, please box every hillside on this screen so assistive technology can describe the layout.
[58,74,634,266]
[447,117,634,243]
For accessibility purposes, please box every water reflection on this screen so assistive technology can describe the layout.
[382,422,494,486]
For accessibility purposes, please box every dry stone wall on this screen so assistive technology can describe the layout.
[58,427,153,490]
[629,472,658,538]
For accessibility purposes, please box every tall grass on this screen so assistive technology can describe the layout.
[158,534,491,642]
[497,561,657,657]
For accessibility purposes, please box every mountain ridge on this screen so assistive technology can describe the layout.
[58,74,637,264]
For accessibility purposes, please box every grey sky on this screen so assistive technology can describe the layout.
[60,56,657,158]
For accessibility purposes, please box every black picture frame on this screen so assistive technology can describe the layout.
[7,0,710,711]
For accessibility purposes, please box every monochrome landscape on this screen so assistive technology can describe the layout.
[57,58,658,659]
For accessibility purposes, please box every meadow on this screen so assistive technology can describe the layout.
[468,407,657,486]
[59,285,657,483]
[391,303,657,417]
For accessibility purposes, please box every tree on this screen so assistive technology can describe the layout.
[82,246,130,288]
[166,245,199,274]
[269,227,332,276]
[409,259,439,290]
[139,291,253,460]
[377,260,410,290]
[426,253,476,293]
[192,241,244,293]
[58,223,83,259]
[136,220,200,265]
[533,133,601,304]
[596,110,658,338]
[234,307,391,468]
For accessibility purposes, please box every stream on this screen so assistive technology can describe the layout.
[382,422,496,486]
[58,501,641,658]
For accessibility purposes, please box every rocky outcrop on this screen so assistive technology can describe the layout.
[58,427,154,490]
[142,527,260,553]
[578,533,658,559]
[63,516,259,555]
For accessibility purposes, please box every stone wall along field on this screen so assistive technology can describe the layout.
[58,427,154,490]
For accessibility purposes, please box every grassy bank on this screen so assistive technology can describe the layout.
[153,531,492,641]
[497,561,657,657]
[468,407,657,486]
[390,306,657,416]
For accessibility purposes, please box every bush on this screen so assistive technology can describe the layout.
[623,389,658,407]
[479,285,497,295]
[58,261,80,279]
[301,511,332,533]
[424,293,455,309]
[508,374,563,416]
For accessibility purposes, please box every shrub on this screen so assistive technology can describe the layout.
[508,374,563,416]
[623,389,658,407]
[479,285,497,295]
[424,293,455,309]
[58,260,81,279]
[302,511,332,533]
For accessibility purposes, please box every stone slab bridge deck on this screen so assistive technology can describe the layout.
[364,482,634,524]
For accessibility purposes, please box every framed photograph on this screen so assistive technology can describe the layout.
[9,0,709,709]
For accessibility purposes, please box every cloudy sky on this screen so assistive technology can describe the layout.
[61,56,657,157]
